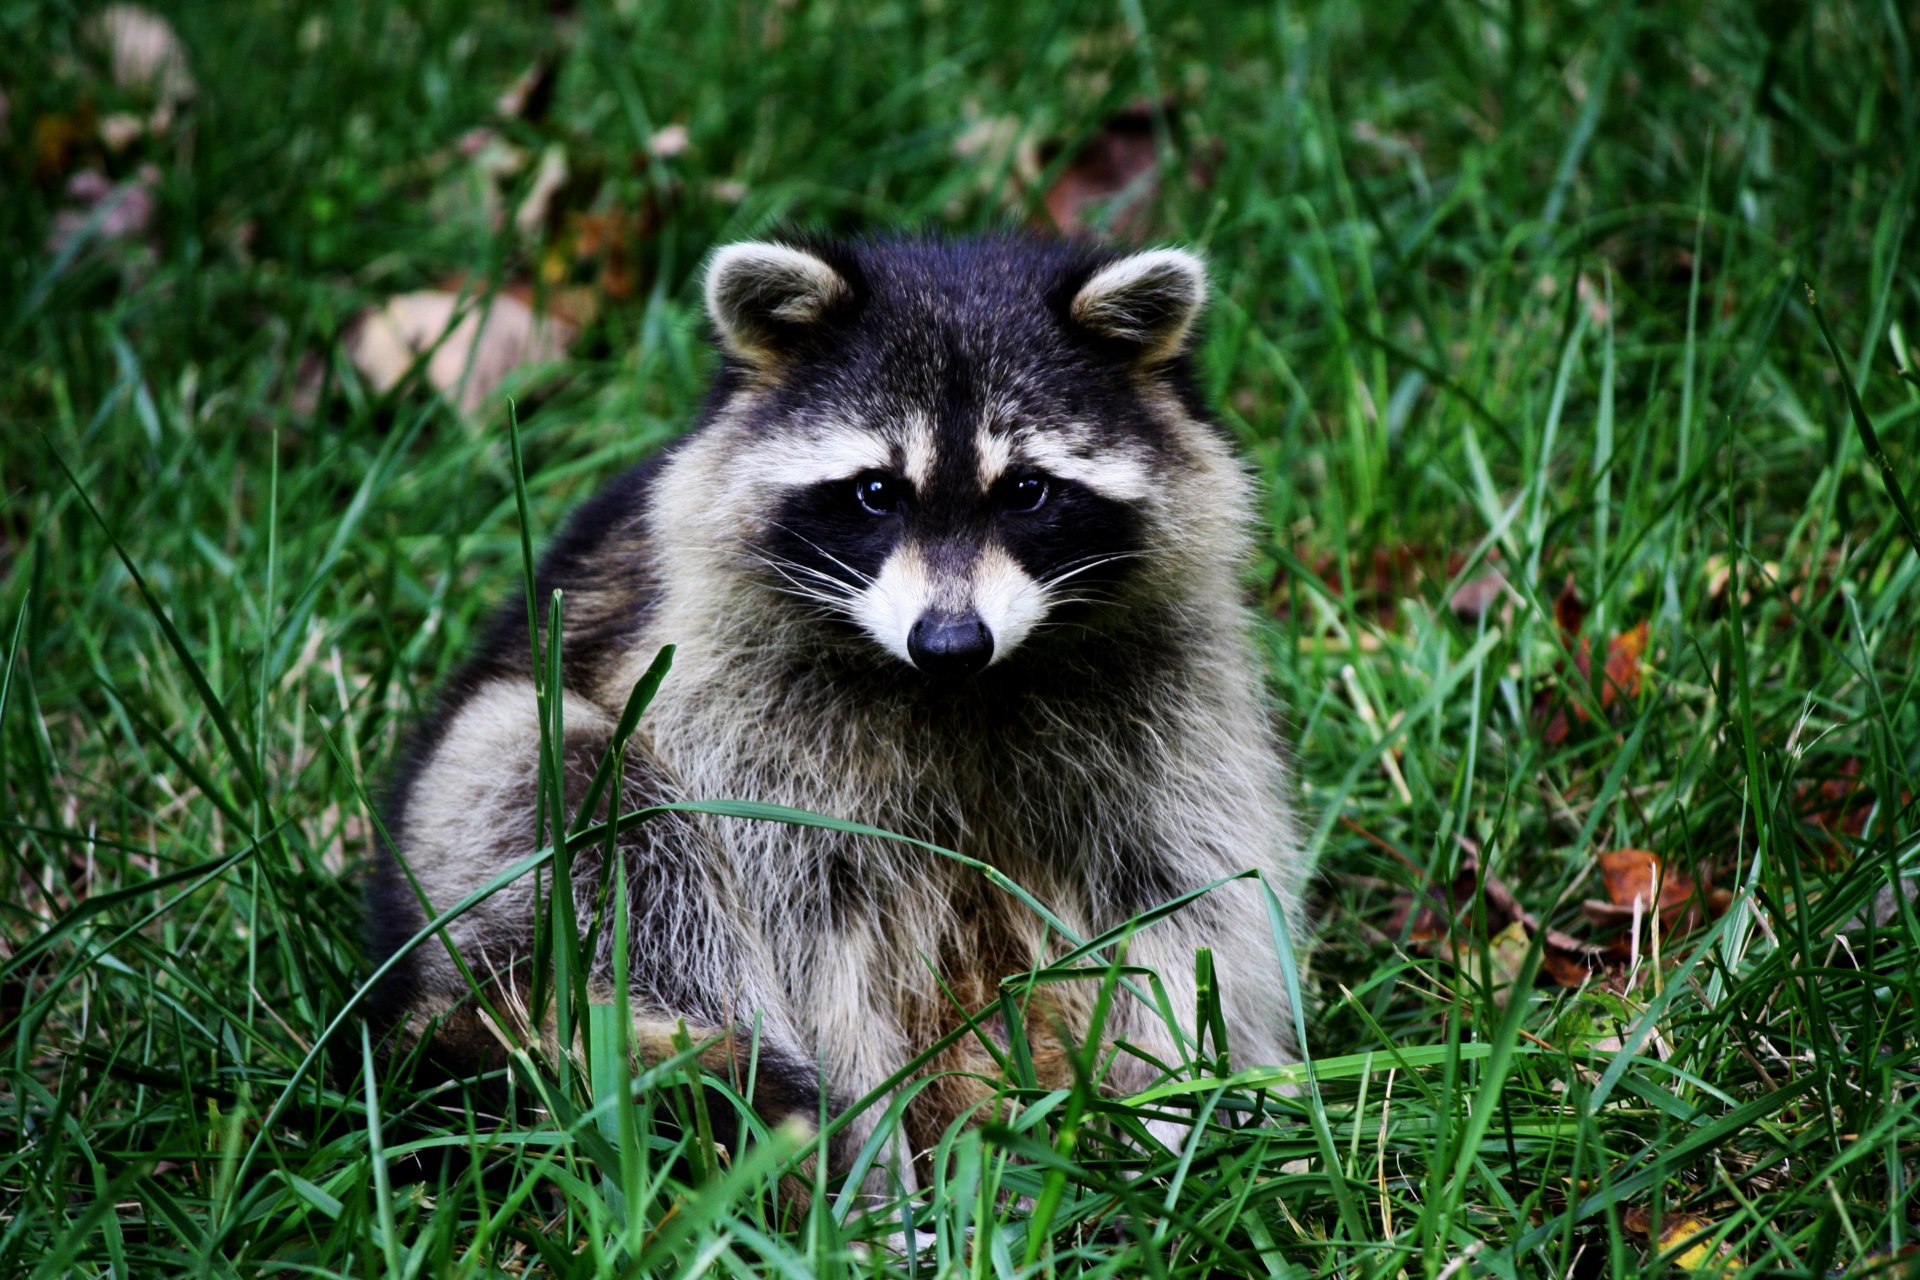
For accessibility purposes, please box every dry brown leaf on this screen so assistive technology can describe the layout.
[1389,856,1530,943]
[1542,701,1572,747]
[1601,620,1649,710]
[1792,756,1908,867]
[1538,578,1651,744]
[1387,856,1611,992]
[513,146,570,238]
[1271,543,1443,629]
[32,107,98,182]
[557,201,668,301]
[44,164,160,257]
[1553,576,1589,636]
[1541,928,1607,987]
[345,291,576,417]
[1039,101,1208,240]
[1580,848,1718,941]
[1598,847,1663,910]
[89,5,197,108]
[1449,568,1509,622]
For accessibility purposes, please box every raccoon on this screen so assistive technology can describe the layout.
[366,234,1308,1182]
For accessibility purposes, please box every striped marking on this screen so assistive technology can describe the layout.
[974,424,1153,503]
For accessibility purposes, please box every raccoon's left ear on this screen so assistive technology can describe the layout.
[1070,248,1208,363]
[705,241,853,366]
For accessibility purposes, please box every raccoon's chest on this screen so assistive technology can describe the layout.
[649,668,1134,859]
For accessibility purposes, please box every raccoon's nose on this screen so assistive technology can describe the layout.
[907,612,993,679]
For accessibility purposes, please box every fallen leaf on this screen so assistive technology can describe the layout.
[1541,928,1607,987]
[495,60,558,123]
[513,144,570,237]
[1656,1215,1741,1273]
[1542,698,1572,747]
[1449,568,1509,622]
[1580,848,1715,939]
[1553,576,1588,636]
[1793,757,1907,866]
[1601,620,1649,710]
[1479,919,1534,1005]
[344,290,576,417]
[44,164,160,257]
[649,123,690,159]
[1842,1245,1920,1276]
[32,107,99,182]
[1537,578,1651,742]
[1389,857,1530,943]
[559,199,668,300]
[1387,856,1611,992]
[1039,100,1207,240]
[88,5,197,108]
[1270,543,1444,629]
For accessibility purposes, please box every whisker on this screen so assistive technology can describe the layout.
[1040,551,1148,591]
[766,522,877,588]
[749,551,863,620]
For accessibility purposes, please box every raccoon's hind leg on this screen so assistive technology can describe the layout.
[367,676,820,1141]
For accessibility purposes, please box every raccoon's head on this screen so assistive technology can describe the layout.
[673,235,1247,680]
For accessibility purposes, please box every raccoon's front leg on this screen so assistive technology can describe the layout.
[788,920,926,1192]
[369,677,819,1140]
[1098,878,1298,1101]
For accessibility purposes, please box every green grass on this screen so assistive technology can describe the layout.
[4,0,1919,1275]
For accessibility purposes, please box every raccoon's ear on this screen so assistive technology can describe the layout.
[1069,248,1208,362]
[704,241,852,364]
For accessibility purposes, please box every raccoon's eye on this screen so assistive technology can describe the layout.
[996,472,1050,514]
[853,472,907,516]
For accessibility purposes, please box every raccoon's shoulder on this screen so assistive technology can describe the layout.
[384,445,674,790]
[468,445,683,691]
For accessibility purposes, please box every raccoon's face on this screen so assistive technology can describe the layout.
[696,238,1224,680]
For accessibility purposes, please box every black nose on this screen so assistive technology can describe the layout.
[907,613,993,679]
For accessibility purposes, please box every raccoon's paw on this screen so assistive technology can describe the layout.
[849,1225,941,1264]
[1142,1114,1198,1157]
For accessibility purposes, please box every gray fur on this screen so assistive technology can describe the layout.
[368,235,1309,1184]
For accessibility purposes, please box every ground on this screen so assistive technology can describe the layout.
[2,1,1917,1276]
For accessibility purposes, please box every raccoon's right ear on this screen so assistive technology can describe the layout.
[704,242,852,365]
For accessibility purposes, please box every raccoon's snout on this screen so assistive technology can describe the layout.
[907,612,993,679]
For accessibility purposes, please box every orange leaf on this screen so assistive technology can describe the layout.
[1599,847,1661,909]
[1602,620,1650,709]
[1591,848,1716,938]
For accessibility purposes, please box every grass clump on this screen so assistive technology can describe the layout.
[3,0,1918,1275]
